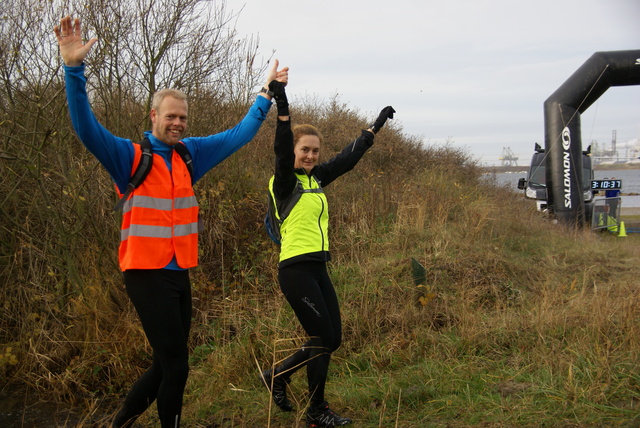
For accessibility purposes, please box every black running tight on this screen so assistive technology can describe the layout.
[276,261,342,406]
[113,269,192,428]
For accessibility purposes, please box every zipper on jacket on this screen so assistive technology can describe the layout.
[317,195,326,253]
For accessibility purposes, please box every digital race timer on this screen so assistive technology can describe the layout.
[591,179,622,190]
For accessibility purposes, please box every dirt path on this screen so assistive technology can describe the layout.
[0,384,115,428]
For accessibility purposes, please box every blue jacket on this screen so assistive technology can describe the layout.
[64,64,271,269]
[64,65,271,193]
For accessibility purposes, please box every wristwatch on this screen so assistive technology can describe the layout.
[260,87,274,97]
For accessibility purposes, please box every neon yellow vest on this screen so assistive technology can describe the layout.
[269,173,329,262]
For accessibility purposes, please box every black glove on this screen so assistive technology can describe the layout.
[370,106,396,134]
[268,80,289,117]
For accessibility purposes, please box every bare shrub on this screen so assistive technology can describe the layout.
[0,0,269,402]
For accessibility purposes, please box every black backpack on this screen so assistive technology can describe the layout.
[113,137,194,211]
[265,177,324,245]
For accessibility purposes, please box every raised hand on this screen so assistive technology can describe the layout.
[275,64,289,86]
[268,79,289,117]
[53,16,97,67]
[264,59,289,88]
[370,106,396,134]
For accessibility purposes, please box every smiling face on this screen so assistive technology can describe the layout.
[150,94,188,145]
[294,134,321,173]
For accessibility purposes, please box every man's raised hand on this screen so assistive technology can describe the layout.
[54,16,97,67]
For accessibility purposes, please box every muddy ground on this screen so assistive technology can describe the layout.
[0,384,117,428]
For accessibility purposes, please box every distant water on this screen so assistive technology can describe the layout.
[487,168,640,207]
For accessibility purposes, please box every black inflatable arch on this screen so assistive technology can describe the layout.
[544,49,640,225]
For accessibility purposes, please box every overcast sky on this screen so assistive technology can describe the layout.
[232,0,640,166]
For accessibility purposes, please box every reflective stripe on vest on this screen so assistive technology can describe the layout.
[118,143,199,270]
[121,195,197,213]
[120,222,198,240]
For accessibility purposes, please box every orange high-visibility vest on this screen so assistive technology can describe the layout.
[118,143,199,270]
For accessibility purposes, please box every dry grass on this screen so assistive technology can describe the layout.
[2,97,639,426]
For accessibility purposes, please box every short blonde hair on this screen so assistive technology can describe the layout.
[151,88,188,111]
[293,124,323,146]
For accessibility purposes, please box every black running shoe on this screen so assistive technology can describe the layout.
[260,369,293,412]
[306,402,352,427]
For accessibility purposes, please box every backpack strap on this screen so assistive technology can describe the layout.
[113,137,154,212]
[277,179,323,220]
[173,142,194,185]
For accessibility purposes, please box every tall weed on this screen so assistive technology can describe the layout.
[3,91,639,426]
